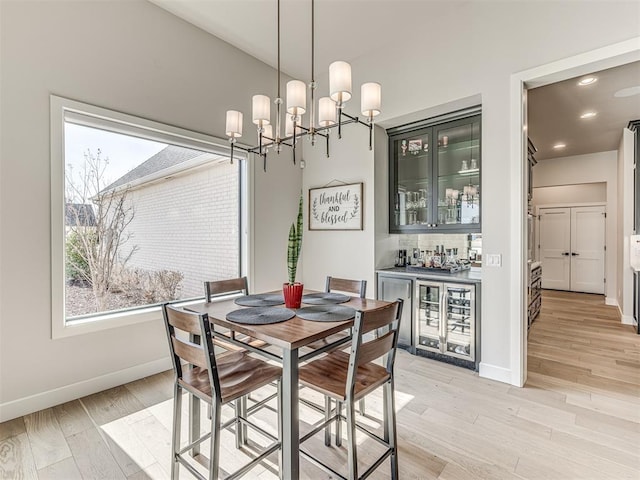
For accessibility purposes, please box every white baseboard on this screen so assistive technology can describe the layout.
[621,314,636,326]
[0,357,173,423]
[479,362,513,385]
[605,297,618,307]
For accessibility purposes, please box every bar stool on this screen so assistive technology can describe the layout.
[298,300,403,480]
[162,304,282,480]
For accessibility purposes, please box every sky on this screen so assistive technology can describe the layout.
[64,123,167,193]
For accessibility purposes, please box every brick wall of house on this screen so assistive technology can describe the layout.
[120,160,239,299]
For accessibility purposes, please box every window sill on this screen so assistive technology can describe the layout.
[52,296,239,340]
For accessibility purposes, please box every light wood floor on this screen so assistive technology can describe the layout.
[1,289,639,479]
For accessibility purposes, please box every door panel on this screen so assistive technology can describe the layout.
[539,208,570,290]
[378,276,413,346]
[571,206,605,294]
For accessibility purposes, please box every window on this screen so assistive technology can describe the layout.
[51,96,247,337]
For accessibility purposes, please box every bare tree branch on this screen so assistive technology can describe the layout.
[65,149,137,312]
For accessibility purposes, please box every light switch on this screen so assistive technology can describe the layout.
[485,254,502,267]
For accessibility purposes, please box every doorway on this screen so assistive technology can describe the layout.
[538,205,605,294]
[510,37,640,387]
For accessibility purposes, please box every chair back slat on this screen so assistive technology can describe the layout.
[355,330,395,366]
[172,337,207,369]
[326,276,367,298]
[166,307,202,336]
[205,277,248,301]
[360,304,399,335]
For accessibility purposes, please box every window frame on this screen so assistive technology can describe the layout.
[50,95,248,339]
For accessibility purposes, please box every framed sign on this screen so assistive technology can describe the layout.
[309,183,363,230]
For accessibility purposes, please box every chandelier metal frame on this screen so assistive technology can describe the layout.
[225,0,381,171]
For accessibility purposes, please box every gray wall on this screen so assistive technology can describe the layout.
[300,1,639,384]
[0,0,301,418]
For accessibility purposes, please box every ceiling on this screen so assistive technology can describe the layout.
[149,0,640,160]
[528,61,640,161]
[148,0,435,82]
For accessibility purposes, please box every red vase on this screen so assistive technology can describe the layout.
[283,282,303,309]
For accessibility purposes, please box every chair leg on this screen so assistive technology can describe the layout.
[277,380,284,480]
[234,400,242,449]
[345,400,358,480]
[335,401,342,447]
[209,400,221,480]
[384,380,399,480]
[240,396,248,445]
[383,385,389,443]
[359,398,366,416]
[171,384,182,480]
[324,396,332,446]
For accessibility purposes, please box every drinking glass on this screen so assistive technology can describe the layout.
[418,189,427,208]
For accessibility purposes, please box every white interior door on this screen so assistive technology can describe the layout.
[570,206,605,294]
[539,208,571,290]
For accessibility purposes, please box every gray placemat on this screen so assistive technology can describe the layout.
[296,305,356,322]
[302,292,351,305]
[234,293,284,307]
[226,307,295,324]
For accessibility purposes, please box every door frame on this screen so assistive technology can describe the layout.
[509,37,640,387]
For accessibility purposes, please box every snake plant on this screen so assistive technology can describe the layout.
[287,194,303,284]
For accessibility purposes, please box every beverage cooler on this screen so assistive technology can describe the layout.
[415,280,478,368]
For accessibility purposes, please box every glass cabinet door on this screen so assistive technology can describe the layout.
[390,129,432,230]
[444,285,475,360]
[416,282,441,352]
[435,117,481,229]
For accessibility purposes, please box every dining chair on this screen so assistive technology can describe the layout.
[204,277,248,302]
[162,304,282,480]
[325,276,367,298]
[326,276,369,417]
[301,276,369,437]
[204,277,275,441]
[298,300,403,480]
[204,277,266,351]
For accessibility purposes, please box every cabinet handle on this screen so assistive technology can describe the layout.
[440,289,447,352]
[571,252,579,256]
[561,252,570,256]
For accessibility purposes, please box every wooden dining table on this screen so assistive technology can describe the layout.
[187,292,391,479]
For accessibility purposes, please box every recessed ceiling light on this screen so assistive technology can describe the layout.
[578,76,597,86]
[553,143,566,149]
[580,111,597,119]
[614,86,640,98]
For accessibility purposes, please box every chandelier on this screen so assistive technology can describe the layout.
[224,0,381,171]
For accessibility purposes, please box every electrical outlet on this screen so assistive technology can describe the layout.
[485,254,502,267]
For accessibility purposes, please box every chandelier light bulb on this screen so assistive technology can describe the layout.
[252,95,271,126]
[285,115,300,137]
[262,124,274,145]
[225,110,243,138]
[286,80,307,115]
[361,82,381,118]
[318,97,337,127]
[329,61,352,105]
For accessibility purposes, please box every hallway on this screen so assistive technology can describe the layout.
[527,289,639,419]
